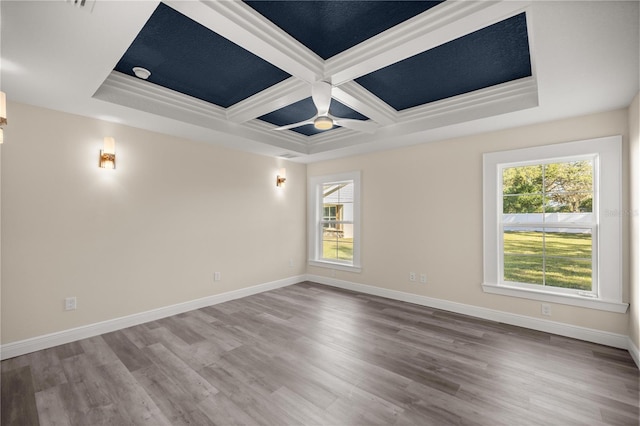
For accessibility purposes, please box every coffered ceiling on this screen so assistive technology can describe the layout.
[1,1,638,162]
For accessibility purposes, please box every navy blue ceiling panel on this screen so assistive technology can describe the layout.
[243,1,444,60]
[259,97,368,136]
[114,3,290,108]
[355,13,532,111]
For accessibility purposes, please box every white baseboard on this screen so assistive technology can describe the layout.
[3,273,637,369]
[0,275,304,360]
[307,274,632,352]
[628,337,640,368]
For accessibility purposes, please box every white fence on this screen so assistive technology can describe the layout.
[502,213,592,233]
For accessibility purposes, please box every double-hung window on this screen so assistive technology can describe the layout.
[501,159,596,294]
[308,172,361,272]
[482,136,627,313]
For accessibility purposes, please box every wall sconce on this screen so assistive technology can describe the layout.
[99,136,116,169]
[276,168,286,187]
[0,91,7,144]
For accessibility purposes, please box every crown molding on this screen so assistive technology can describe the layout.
[311,77,538,148]
[94,71,374,155]
[243,118,310,151]
[326,1,531,85]
[94,71,311,154]
[306,125,359,145]
[94,72,539,157]
[397,76,538,129]
[165,0,323,84]
[306,130,376,155]
[95,71,228,121]
[249,116,380,155]
[90,1,538,159]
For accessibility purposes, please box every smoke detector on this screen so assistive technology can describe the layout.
[132,67,151,80]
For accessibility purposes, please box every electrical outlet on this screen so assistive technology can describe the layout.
[420,273,427,284]
[409,272,416,282]
[214,272,221,281]
[289,258,294,268]
[541,303,551,316]
[64,297,77,311]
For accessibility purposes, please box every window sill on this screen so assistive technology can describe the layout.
[481,283,628,313]
[308,260,361,273]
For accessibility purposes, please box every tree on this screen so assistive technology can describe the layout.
[544,161,593,213]
[503,161,592,213]
[502,164,543,213]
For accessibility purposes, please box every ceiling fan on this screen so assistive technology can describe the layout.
[274,81,378,134]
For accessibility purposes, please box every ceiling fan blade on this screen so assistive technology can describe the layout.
[332,118,379,134]
[273,119,314,131]
[312,81,332,116]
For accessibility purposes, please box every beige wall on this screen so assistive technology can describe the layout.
[630,92,640,350]
[1,101,634,346]
[308,108,631,335]
[1,102,306,344]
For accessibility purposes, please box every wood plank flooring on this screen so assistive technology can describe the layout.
[2,282,638,425]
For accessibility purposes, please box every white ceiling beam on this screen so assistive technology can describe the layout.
[226,77,310,123]
[165,0,324,84]
[326,1,531,85]
[332,81,397,126]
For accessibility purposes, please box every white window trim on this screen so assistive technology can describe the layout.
[482,135,627,313]
[308,171,361,272]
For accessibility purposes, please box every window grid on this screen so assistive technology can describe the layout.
[308,172,361,271]
[499,158,596,295]
[319,181,354,263]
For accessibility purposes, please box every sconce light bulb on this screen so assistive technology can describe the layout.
[100,137,116,169]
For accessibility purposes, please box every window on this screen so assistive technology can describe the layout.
[502,160,595,294]
[483,136,627,313]
[308,172,361,271]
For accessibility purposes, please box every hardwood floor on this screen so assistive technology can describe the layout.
[2,282,638,425]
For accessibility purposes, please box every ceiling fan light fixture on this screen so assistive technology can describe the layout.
[314,116,333,130]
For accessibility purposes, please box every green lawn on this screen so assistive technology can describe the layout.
[322,231,591,290]
[503,231,592,291]
[322,237,353,261]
